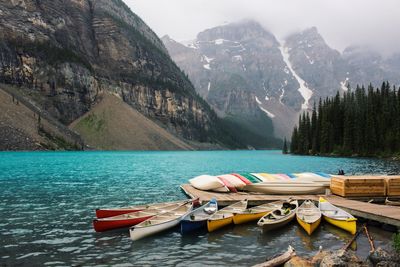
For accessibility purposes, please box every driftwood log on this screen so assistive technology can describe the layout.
[252,246,296,267]
[364,225,375,252]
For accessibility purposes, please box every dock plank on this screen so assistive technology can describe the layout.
[180,184,400,228]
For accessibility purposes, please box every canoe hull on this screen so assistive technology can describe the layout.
[130,219,181,241]
[297,217,321,235]
[96,209,142,219]
[207,217,233,232]
[233,212,269,225]
[180,220,207,234]
[93,216,152,232]
[260,212,296,232]
[323,216,357,235]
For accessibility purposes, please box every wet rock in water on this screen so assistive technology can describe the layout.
[369,247,400,266]
[320,249,367,267]
[283,255,312,267]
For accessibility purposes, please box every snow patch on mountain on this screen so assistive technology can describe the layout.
[278,43,313,109]
[215,39,225,45]
[279,88,285,104]
[259,106,275,118]
[207,82,211,91]
[232,55,243,62]
[341,77,349,91]
[255,96,262,105]
[304,52,314,64]
[203,55,214,63]
[203,64,211,70]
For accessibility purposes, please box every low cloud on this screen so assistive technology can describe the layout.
[127,0,400,55]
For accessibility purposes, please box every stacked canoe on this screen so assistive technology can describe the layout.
[189,172,331,194]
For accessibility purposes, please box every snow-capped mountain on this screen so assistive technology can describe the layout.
[163,21,400,138]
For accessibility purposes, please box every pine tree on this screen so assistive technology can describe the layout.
[282,138,288,154]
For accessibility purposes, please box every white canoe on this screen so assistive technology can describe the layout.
[243,182,326,195]
[189,175,228,191]
[129,202,193,241]
[293,173,331,187]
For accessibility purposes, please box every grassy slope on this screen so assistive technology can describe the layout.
[70,93,194,150]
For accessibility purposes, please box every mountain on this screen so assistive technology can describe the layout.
[0,0,240,150]
[163,21,400,138]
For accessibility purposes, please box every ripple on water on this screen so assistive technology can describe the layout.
[32,237,81,245]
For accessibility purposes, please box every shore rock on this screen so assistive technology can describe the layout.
[320,250,367,267]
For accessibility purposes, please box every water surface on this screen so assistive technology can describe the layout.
[0,151,398,266]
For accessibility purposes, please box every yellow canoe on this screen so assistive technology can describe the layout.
[207,200,247,232]
[296,216,321,235]
[207,216,233,232]
[319,197,357,235]
[296,200,321,235]
[233,200,285,225]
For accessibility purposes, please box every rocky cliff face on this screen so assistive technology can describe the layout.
[0,0,232,147]
[164,21,400,137]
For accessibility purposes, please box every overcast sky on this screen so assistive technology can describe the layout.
[125,0,400,55]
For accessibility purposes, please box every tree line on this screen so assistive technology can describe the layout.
[290,82,400,157]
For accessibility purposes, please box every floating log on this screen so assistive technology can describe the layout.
[342,223,365,251]
[252,246,295,267]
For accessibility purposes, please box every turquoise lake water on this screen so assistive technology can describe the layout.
[0,150,399,266]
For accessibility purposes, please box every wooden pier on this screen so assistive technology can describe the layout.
[180,184,400,228]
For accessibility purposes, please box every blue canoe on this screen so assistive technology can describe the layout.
[180,198,218,234]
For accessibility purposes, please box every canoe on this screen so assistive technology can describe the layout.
[217,176,238,192]
[129,202,193,241]
[296,200,321,235]
[189,175,225,191]
[207,200,248,232]
[231,173,252,185]
[243,182,326,195]
[258,200,298,232]
[218,174,247,189]
[233,200,285,225]
[293,173,331,187]
[319,197,357,235]
[93,201,188,232]
[250,173,270,182]
[238,173,262,183]
[95,199,196,218]
[180,198,218,234]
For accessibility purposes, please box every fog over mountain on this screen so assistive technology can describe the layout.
[128,0,400,56]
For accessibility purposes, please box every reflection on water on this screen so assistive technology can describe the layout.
[0,151,399,266]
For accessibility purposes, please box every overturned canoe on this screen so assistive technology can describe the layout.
[233,200,285,225]
[243,181,326,195]
[129,202,193,241]
[296,200,321,235]
[257,200,298,232]
[319,197,357,235]
[207,200,248,232]
[181,198,218,234]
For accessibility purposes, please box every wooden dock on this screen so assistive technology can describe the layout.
[180,184,400,228]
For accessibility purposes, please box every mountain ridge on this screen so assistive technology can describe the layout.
[0,0,244,150]
[163,20,400,138]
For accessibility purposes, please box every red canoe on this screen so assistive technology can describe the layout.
[95,199,199,218]
[93,202,192,232]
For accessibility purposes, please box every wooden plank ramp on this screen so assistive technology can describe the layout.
[180,184,400,228]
